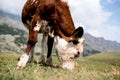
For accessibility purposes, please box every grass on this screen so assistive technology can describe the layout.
[0,52,120,80]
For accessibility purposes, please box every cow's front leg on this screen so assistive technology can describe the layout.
[17,29,38,69]
[28,46,35,62]
[46,35,54,66]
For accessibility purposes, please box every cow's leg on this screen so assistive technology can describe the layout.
[17,13,41,69]
[39,34,48,64]
[46,35,54,66]
[17,15,41,68]
[28,46,35,62]
[17,25,39,69]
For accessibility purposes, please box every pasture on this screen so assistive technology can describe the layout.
[0,52,120,80]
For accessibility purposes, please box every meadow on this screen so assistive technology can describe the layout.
[0,52,120,80]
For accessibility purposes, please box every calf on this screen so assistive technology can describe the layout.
[17,0,84,70]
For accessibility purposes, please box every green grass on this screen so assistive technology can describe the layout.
[0,52,120,80]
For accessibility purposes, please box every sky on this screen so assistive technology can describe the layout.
[0,0,120,42]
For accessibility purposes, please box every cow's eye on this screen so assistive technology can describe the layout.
[72,40,79,45]
[69,40,79,45]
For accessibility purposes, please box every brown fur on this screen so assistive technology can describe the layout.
[22,0,75,41]
[17,0,84,69]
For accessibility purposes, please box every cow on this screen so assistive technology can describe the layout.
[17,0,84,70]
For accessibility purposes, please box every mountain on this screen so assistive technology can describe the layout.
[0,10,120,55]
[0,10,21,22]
[83,33,120,56]
[0,10,28,53]
[84,33,120,52]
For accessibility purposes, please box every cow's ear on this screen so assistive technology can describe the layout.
[71,26,84,40]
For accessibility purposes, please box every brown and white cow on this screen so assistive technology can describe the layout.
[17,0,84,70]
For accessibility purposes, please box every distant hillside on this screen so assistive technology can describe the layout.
[0,10,27,53]
[0,10,21,21]
[0,10,120,55]
[0,23,26,36]
[84,33,120,52]
[0,19,27,53]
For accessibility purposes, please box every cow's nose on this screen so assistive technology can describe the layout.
[77,52,80,55]
[74,52,80,58]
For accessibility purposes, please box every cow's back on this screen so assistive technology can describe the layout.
[22,0,75,37]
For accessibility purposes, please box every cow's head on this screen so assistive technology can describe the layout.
[55,27,84,70]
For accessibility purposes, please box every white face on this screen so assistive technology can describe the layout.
[55,36,84,62]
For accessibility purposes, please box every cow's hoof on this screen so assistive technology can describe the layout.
[38,61,45,65]
[38,55,45,65]
[38,58,45,65]
[45,57,53,67]
[45,62,53,67]
[17,54,29,69]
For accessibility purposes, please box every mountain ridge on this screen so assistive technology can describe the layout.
[84,33,120,52]
[0,10,21,22]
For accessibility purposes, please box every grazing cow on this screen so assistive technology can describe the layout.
[17,0,84,70]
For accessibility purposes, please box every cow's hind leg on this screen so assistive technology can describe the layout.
[39,34,48,64]
[46,35,54,66]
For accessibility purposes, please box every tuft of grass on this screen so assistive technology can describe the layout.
[0,52,120,80]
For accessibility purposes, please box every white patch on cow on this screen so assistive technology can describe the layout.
[76,38,85,54]
[55,36,77,60]
[55,36,76,70]
[17,53,29,68]
[33,21,41,31]
[49,30,54,38]
[61,0,68,3]
[55,36,84,70]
